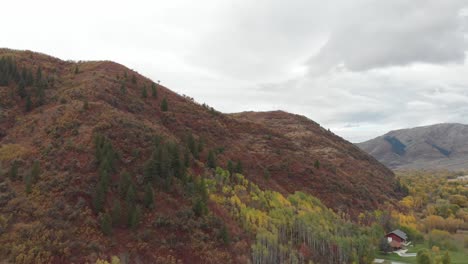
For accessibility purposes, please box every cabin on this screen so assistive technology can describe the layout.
[385,229,407,249]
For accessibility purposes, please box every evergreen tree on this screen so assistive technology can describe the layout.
[227,160,234,175]
[119,170,132,198]
[25,95,32,112]
[141,85,147,98]
[161,97,168,111]
[127,205,141,229]
[125,184,136,207]
[183,147,190,168]
[17,80,26,98]
[120,83,126,94]
[74,65,79,74]
[100,213,112,236]
[36,85,45,105]
[207,150,216,169]
[219,224,230,245]
[9,161,18,181]
[92,181,106,213]
[30,160,40,183]
[36,66,42,82]
[314,160,320,169]
[235,160,243,174]
[143,184,155,209]
[263,167,271,180]
[193,197,207,217]
[111,200,122,227]
[151,83,158,98]
[131,74,137,84]
[24,173,32,194]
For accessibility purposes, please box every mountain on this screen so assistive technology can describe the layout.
[0,48,403,263]
[357,123,468,170]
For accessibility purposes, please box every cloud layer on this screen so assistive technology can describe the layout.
[1,0,467,142]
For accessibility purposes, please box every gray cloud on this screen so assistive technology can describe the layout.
[1,0,467,143]
[308,0,468,74]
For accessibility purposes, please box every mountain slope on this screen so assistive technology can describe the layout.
[357,123,468,170]
[0,48,403,263]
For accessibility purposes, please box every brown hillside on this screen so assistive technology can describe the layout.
[0,48,403,263]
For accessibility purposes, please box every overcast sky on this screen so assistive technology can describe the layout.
[2,0,468,142]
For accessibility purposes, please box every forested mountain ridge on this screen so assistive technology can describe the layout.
[357,123,468,170]
[0,48,404,263]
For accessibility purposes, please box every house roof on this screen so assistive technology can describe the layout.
[387,229,407,240]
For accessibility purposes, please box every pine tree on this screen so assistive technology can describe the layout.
[125,184,136,206]
[30,160,40,183]
[131,74,137,84]
[100,213,112,236]
[151,83,158,98]
[141,85,147,98]
[161,97,168,112]
[24,173,32,194]
[193,198,207,217]
[219,224,230,245]
[263,168,271,180]
[127,205,141,229]
[227,160,234,175]
[17,80,26,98]
[119,170,132,198]
[25,95,32,112]
[314,160,320,169]
[111,200,122,227]
[92,181,106,213]
[120,83,126,94]
[143,184,155,209]
[9,161,18,181]
[207,150,216,169]
[74,65,79,74]
[235,160,243,174]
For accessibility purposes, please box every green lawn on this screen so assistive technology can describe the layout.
[375,243,467,264]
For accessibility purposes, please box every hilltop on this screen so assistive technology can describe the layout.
[357,123,468,170]
[0,49,404,263]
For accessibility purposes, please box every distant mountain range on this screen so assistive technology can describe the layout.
[357,123,468,170]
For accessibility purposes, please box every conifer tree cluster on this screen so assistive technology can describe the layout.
[0,56,51,111]
[143,138,187,189]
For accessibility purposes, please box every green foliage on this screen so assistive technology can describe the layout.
[227,160,234,175]
[210,167,376,264]
[30,160,40,183]
[143,184,155,209]
[127,205,141,229]
[92,181,106,213]
[25,95,32,112]
[24,173,32,194]
[207,150,216,169]
[74,65,79,74]
[151,83,158,98]
[100,213,112,236]
[219,224,230,245]
[120,83,126,94]
[118,170,132,198]
[192,197,208,217]
[263,167,270,180]
[235,160,243,174]
[17,80,26,98]
[417,249,433,264]
[131,74,136,84]
[9,161,18,181]
[125,184,136,207]
[161,97,168,112]
[111,200,122,227]
[83,100,89,110]
[314,160,320,169]
[442,251,451,264]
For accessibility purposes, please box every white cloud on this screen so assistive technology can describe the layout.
[1,0,468,142]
